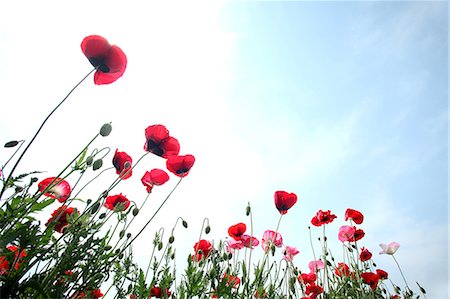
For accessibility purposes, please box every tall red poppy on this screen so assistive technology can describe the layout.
[228,223,246,241]
[144,125,180,158]
[141,169,170,193]
[311,210,337,227]
[46,205,79,233]
[376,269,388,280]
[81,35,127,85]
[103,194,130,212]
[274,191,297,215]
[361,272,379,290]
[112,149,132,179]
[166,154,195,177]
[192,239,213,261]
[150,287,171,298]
[38,177,71,203]
[344,208,364,224]
[360,247,372,261]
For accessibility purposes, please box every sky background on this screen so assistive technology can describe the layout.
[0,1,448,298]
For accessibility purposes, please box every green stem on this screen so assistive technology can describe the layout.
[0,67,96,200]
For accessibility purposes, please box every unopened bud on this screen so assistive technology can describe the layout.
[31,177,38,183]
[119,230,125,239]
[182,220,188,228]
[100,123,112,137]
[205,226,211,234]
[104,245,112,251]
[86,156,93,166]
[92,159,103,170]
[132,208,139,216]
[158,242,163,251]
[90,202,100,214]
[127,233,132,238]
[87,198,92,205]
[246,205,251,216]
[99,213,106,219]
[169,236,175,243]
[4,141,19,148]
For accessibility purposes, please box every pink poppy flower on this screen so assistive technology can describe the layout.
[338,225,356,242]
[241,234,259,248]
[38,177,71,203]
[379,242,400,255]
[225,238,244,253]
[282,246,300,262]
[261,230,283,252]
[81,35,127,85]
[141,169,169,193]
[308,259,324,273]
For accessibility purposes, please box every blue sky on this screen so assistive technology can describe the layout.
[0,1,448,298]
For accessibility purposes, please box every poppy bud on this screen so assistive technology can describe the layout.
[171,253,175,260]
[86,156,94,166]
[182,220,188,228]
[246,205,251,216]
[119,230,125,239]
[99,213,106,219]
[158,242,163,251]
[4,140,19,148]
[169,236,175,243]
[90,202,100,214]
[100,123,112,137]
[31,177,38,183]
[104,245,112,251]
[205,226,211,234]
[132,208,139,216]
[93,159,103,170]
[118,253,124,259]
[87,199,92,205]
[127,233,131,238]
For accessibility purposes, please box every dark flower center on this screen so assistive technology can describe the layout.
[89,57,110,73]
[146,139,164,157]
[176,168,189,174]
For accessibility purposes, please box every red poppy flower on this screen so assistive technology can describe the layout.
[344,208,364,224]
[72,289,104,299]
[166,154,195,177]
[305,283,323,297]
[376,269,388,280]
[274,191,297,215]
[141,169,170,193]
[103,194,130,212]
[360,247,372,261]
[298,272,317,285]
[353,228,365,241]
[6,245,27,270]
[112,149,132,179]
[228,223,246,241]
[81,35,127,85]
[361,272,379,290]
[0,256,9,275]
[192,239,213,261]
[150,287,171,298]
[311,210,337,227]
[334,262,350,277]
[144,125,180,158]
[38,177,71,203]
[46,205,79,233]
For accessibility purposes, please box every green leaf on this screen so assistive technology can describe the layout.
[29,198,55,213]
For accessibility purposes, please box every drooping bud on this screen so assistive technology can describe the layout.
[126,233,131,238]
[158,242,163,251]
[93,159,103,170]
[132,208,139,216]
[4,141,19,148]
[182,220,188,228]
[246,204,251,216]
[100,123,112,137]
[99,213,106,219]
[104,245,112,251]
[90,202,101,214]
[169,235,175,243]
[119,230,125,239]
[86,156,94,166]
[205,226,211,234]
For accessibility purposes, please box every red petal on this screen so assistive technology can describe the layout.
[81,35,110,59]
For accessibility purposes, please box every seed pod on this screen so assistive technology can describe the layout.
[100,123,112,137]
[86,156,94,166]
[93,159,103,170]
[90,202,101,214]
[132,208,139,216]
[4,141,19,148]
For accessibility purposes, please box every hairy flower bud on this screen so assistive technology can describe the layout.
[99,213,106,219]
[132,208,139,216]
[90,202,100,214]
[93,159,103,170]
[86,156,94,166]
[4,140,19,148]
[169,235,175,243]
[205,226,211,234]
[182,220,188,228]
[119,230,125,239]
[100,123,112,137]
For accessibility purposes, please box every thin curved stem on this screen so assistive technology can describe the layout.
[0,67,96,200]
